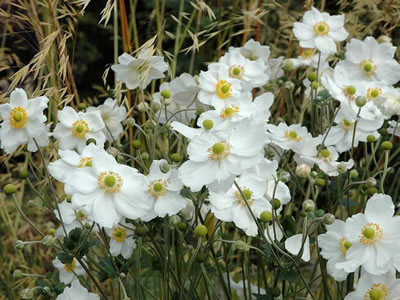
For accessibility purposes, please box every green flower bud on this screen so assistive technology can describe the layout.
[322,213,335,225]
[378,128,388,136]
[159,162,170,174]
[132,139,142,149]
[138,102,149,112]
[107,147,119,157]
[194,224,208,238]
[195,251,208,263]
[234,240,250,252]
[15,240,25,250]
[367,187,378,196]
[42,235,56,247]
[177,222,187,231]
[126,118,135,127]
[381,141,393,151]
[48,228,56,236]
[272,199,281,210]
[377,35,391,43]
[77,103,86,111]
[355,96,367,107]
[21,288,34,299]
[350,169,359,179]
[282,59,294,72]
[278,170,290,183]
[170,153,182,162]
[66,195,72,203]
[337,163,347,175]
[260,211,273,223]
[141,152,150,160]
[302,199,315,212]
[307,72,318,82]
[311,81,319,90]
[315,178,325,187]
[19,169,29,179]
[366,177,376,187]
[4,184,17,195]
[271,287,281,297]
[135,226,148,237]
[202,119,213,130]
[13,269,24,279]
[367,135,376,143]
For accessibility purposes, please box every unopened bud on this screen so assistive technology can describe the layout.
[141,152,150,160]
[315,178,325,187]
[19,169,29,179]
[302,199,315,212]
[126,118,135,127]
[284,81,295,90]
[77,103,86,111]
[260,211,273,223]
[307,72,317,82]
[366,177,376,187]
[355,96,367,107]
[159,162,170,174]
[278,170,290,183]
[13,269,24,279]
[367,135,376,143]
[272,199,281,210]
[337,163,347,174]
[296,163,311,178]
[21,288,34,299]
[151,103,161,112]
[42,235,56,247]
[282,59,294,72]
[194,224,208,238]
[234,240,250,252]
[138,102,149,112]
[15,240,24,250]
[170,153,182,162]
[350,169,359,179]
[322,213,335,225]
[132,139,142,149]
[377,35,391,44]
[4,184,17,195]
[107,147,119,157]
[381,141,393,151]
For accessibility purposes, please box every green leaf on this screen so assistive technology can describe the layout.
[56,252,73,264]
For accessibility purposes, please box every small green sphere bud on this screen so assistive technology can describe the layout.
[138,102,149,112]
[21,288,34,299]
[322,213,335,225]
[126,117,135,127]
[151,103,161,112]
[381,141,393,151]
[378,128,388,136]
[66,195,72,203]
[48,228,56,236]
[367,187,378,196]
[132,139,142,149]
[177,222,187,231]
[4,184,17,195]
[160,89,172,99]
[307,72,318,82]
[27,200,36,208]
[302,199,315,212]
[311,81,319,90]
[13,269,24,279]
[234,240,250,252]
[170,153,182,162]
[159,162,170,174]
[337,163,347,175]
[284,81,295,90]
[369,288,382,300]
[141,152,150,160]
[19,169,29,179]
[260,211,273,223]
[194,224,208,238]
[86,138,97,145]
[350,169,359,179]
[15,240,25,250]
[272,199,281,210]
[367,135,376,143]
[195,251,208,263]
[278,170,290,183]
[366,177,377,187]
[271,287,281,297]
[363,227,375,239]
[135,226,148,237]
[77,103,86,111]
[346,85,356,95]
[355,96,367,107]
[377,35,391,44]
[42,235,56,247]
[202,119,214,130]
[315,178,326,187]
[282,59,294,72]
[296,163,311,178]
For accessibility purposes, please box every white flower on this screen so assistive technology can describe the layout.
[111,50,168,89]
[265,222,284,243]
[284,234,310,262]
[209,172,271,236]
[230,279,266,300]
[198,63,243,110]
[293,6,348,54]
[0,88,49,153]
[142,159,186,220]
[291,48,330,69]
[53,258,86,284]
[317,219,350,282]
[54,200,95,237]
[218,47,269,89]
[240,39,270,65]
[53,107,106,153]
[152,73,200,124]
[343,36,400,85]
[87,98,126,141]
[49,143,105,194]
[267,56,284,80]
[344,270,400,300]
[56,279,99,300]
[105,219,136,259]
[66,151,152,228]
[336,194,400,275]
[266,122,312,153]
[324,105,383,153]
[178,120,266,193]
[374,88,400,117]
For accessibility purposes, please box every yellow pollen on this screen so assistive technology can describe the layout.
[72,120,89,138]
[360,223,383,245]
[364,283,387,300]
[339,237,352,255]
[220,105,240,119]
[208,141,231,160]
[360,60,377,76]
[367,88,382,100]
[98,171,123,193]
[284,130,302,142]
[148,179,168,197]
[64,259,76,273]
[235,188,253,207]
[9,107,28,128]
[216,80,232,99]
[313,22,330,35]
[79,157,92,167]
[112,226,127,243]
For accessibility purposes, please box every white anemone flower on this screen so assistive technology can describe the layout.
[344,270,400,300]
[317,219,350,282]
[374,88,400,118]
[336,194,400,275]
[178,120,266,193]
[87,98,126,141]
[49,143,105,194]
[209,172,271,236]
[240,39,270,65]
[56,280,99,300]
[105,219,136,259]
[265,223,284,243]
[66,151,152,228]
[152,73,200,124]
[343,36,400,85]
[293,6,348,54]
[111,50,168,89]
[284,234,310,262]
[53,107,106,153]
[266,122,312,153]
[52,258,85,284]
[218,47,269,89]
[142,159,186,220]
[198,63,242,110]
[0,88,49,153]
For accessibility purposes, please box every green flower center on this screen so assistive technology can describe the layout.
[212,143,225,154]
[153,182,163,193]
[203,119,214,130]
[104,175,116,187]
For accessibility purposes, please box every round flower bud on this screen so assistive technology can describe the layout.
[132,139,142,149]
[138,102,149,112]
[177,222,187,231]
[19,169,29,179]
[151,103,161,112]
[27,200,36,208]
[169,215,181,227]
[126,117,135,127]
[282,59,294,72]
[77,103,86,111]
[15,240,25,250]
[21,288,34,299]
[194,224,208,238]
[135,226,148,237]
[160,97,171,106]
[4,184,17,195]
[367,187,378,196]
[367,135,376,143]
[234,240,250,253]
[13,269,24,279]
[296,163,311,178]
[355,96,367,107]
[315,178,325,187]
[170,153,182,162]
[271,287,281,297]
[86,138,97,145]
[322,213,335,225]
[377,35,391,43]
[337,163,347,175]
[272,199,281,210]
[107,147,119,157]
[159,162,170,174]
[160,89,172,99]
[379,128,388,136]
[42,235,56,247]
[195,251,208,263]
[284,81,295,90]
[307,72,318,82]
[260,211,273,223]
[66,195,72,203]
[278,170,290,183]
[381,141,393,151]
[350,169,359,179]
[202,119,213,130]
[48,228,56,236]
[311,81,319,90]
[141,152,150,160]
[302,199,315,212]
[366,177,377,187]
